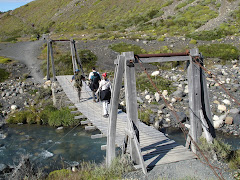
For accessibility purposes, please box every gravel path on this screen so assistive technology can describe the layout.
[124,158,234,180]
[0,40,45,83]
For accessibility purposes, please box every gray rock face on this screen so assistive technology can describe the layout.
[233,114,240,125]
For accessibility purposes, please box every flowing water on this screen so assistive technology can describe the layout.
[0,124,106,172]
[0,125,239,173]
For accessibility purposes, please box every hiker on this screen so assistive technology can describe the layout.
[89,67,101,102]
[96,73,111,118]
[36,34,40,40]
[71,69,85,102]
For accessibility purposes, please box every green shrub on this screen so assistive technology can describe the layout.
[136,73,176,94]
[7,111,30,124]
[48,107,78,127]
[47,169,71,180]
[109,42,147,54]
[0,56,12,64]
[0,68,9,82]
[78,49,98,72]
[189,39,197,44]
[198,44,240,61]
[138,109,153,125]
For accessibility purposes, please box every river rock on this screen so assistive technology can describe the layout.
[151,71,159,76]
[162,90,168,97]
[233,114,240,125]
[172,90,183,98]
[154,92,160,102]
[225,116,233,125]
[222,99,231,105]
[11,105,18,111]
[218,104,226,112]
[229,108,239,114]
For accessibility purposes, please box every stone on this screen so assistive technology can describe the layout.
[213,119,224,128]
[213,115,219,121]
[185,124,190,129]
[233,114,240,125]
[172,90,183,98]
[229,108,239,114]
[225,117,233,125]
[56,127,63,130]
[151,71,160,76]
[44,80,51,87]
[218,104,226,112]
[162,90,168,96]
[11,105,18,111]
[137,97,143,104]
[222,99,231,105]
[154,92,160,102]
[145,95,151,100]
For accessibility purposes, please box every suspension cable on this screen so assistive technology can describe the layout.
[135,55,224,180]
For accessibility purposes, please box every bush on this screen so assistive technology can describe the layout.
[198,44,240,61]
[138,109,153,125]
[136,73,176,94]
[48,107,78,127]
[0,68,9,82]
[0,56,12,64]
[189,39,197,44]
[109,42,147,54]
[47,169,71,180]
[7,111,30,124]
[79,49,98,71]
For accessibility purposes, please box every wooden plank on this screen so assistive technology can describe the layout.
[85,126,96,130]
[56,75,196,170]
[91,134,106,139]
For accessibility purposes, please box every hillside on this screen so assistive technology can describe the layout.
[0,0,240,41]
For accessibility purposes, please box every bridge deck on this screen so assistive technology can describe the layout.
[56,75,196,168]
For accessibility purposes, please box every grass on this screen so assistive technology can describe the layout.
[109,42,147,54]
[136,73,176,94]
[198,44,240,61]
[0,68,9,82]
[0,56,12,64]
[199,137,240,171]
[47,155,134,180]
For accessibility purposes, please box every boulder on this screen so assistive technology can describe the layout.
[172,90,183,98]
[222,99,231,105]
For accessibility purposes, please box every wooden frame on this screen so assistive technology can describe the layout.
[107,48,215,173]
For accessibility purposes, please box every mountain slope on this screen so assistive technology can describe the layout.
[0,0,240,41]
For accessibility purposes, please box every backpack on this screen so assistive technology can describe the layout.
[74,74,83,89]
[90,72,100,91]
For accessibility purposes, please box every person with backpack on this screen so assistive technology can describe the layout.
[96,73,111,118]
[89,67,101,102]
[71,69,85,102]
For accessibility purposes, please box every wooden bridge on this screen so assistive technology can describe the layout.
[47,40,215,174]
[56,75,196,171]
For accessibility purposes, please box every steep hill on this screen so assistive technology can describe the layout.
[0,0,240,41]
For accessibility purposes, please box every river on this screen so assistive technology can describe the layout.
[0,124,239,173]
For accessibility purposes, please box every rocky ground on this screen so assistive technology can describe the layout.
[0,38,239,179]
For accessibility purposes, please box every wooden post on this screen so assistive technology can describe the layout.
[187,48,202,153]
[47,41,50,80]
[124,51,140,164]
[73,41,85,76]
[199,55,216,138]
[70,39,78,73]
[199,110,213,143]
[51,82,57,107]
[106,55,125,166]
[49,41,56,81]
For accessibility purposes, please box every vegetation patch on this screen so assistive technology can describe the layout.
[0,56,12,64]
[199,138,240,171]
[0,68,9,82]
[47,155,133,180]
[198,44,240,61]
[138,109,153,125]
[136,73,176,94]
[109,42,147,54]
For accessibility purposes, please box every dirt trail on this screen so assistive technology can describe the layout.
[0,40,45,83]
